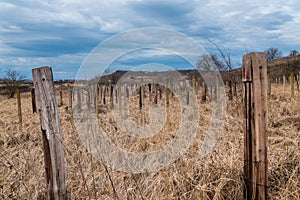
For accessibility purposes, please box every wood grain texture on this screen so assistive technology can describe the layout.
[243,53,268,200]
[32,66,67,200]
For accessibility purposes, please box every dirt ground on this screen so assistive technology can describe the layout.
[0,83,299,199]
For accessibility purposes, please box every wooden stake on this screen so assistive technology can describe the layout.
[31,88,37,113]
[68,84,72,109]
[291,71,295,100]
[154,84,158,104]
[32,67,67,200]
[201,82,207,103]
[59,83,63,106]
[267,72,271,96]
[139,85,144,109]
[166,87,170,108]
[234,81,237,97]
[16,88,22,128]
[95,84,99,114]
[216,78,220,102]
[242,53,268,200]
[110,85,114,109]
[103,86,106,105]
[228,80,233,100]
[77,88,81,110]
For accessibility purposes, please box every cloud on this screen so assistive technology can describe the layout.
[0,0,300,79]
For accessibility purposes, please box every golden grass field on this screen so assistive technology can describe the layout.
[0,83,299,199]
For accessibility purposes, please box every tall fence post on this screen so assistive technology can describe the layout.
[242,52,268,200]
[290,71,295,100]
[68,84,72,109]
[31,88,37,113]
[267,72,271,96]
[59,83,63,106]
[95,84,99,115]
[228,80,233,100]
[16,87,22,129]
[32,66,67,200]
[201,82,207,103]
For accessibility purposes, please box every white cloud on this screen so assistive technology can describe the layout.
[0,0,300,78]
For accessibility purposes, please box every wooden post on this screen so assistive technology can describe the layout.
[77,88,81,110]
[125,85,129,100]
[118,85,122,120]
[95,84,99,114]
[216,78,220,102]
[201,82,207,103]
[16,88,22,128]
[186,90,190,105]
[234,81,237,97]
[139,85,144,109]
[296,71,300,92]
[68,85,72,109]
[32,67,67,200]
[103,86,106,105]
[110,85,114,109]
[210,87,213,101]
[154,84,158,104]
[228,80,233,100]
[148,83,152,102]
[267,72,271,96]
[290,71,295,100]
[192,76,196,91]
[59,83,63,106]
[31,88,37,113]
[166,87,170,108]
[242,53,268,200]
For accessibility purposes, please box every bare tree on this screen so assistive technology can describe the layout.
[208,40,242,97]
[289,50,299,56]
[196,54,224,72]
[1,69,26,98]
[208,39,241,71]
[265,48,282,61]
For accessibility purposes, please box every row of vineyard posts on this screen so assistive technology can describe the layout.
[14,63,299,131]
[70,78,238,114]
[10,55,299,199]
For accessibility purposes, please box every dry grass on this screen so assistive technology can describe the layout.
[0,83,299,199]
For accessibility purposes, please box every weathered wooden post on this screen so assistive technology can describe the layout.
[148,83,152,102]
[59,83,63,106]
[110,84,114,109]
[125,85,129,100]
[267,72,271,96]
[216,78,220,102]
[186,90,190,105]
[233,81,237,97]
[103,85,106,105]
[139,85,144,110]
[154,84,158,104]
[290,71,295,100]
[68,84,72,109]
[32,67,67,200]
[192,76,196,95]
[242,53,268,200]
[95,84,99,114]
[201,82,207,103]
[228,80,233,100]
[166,87,170,108]
[31,88,37,113]
[296,71,300,92]
[16,88,22,128]
[77,87,81,110]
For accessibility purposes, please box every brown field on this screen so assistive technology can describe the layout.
[0,83,299,199]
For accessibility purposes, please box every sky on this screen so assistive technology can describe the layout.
[0,0,300,80]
